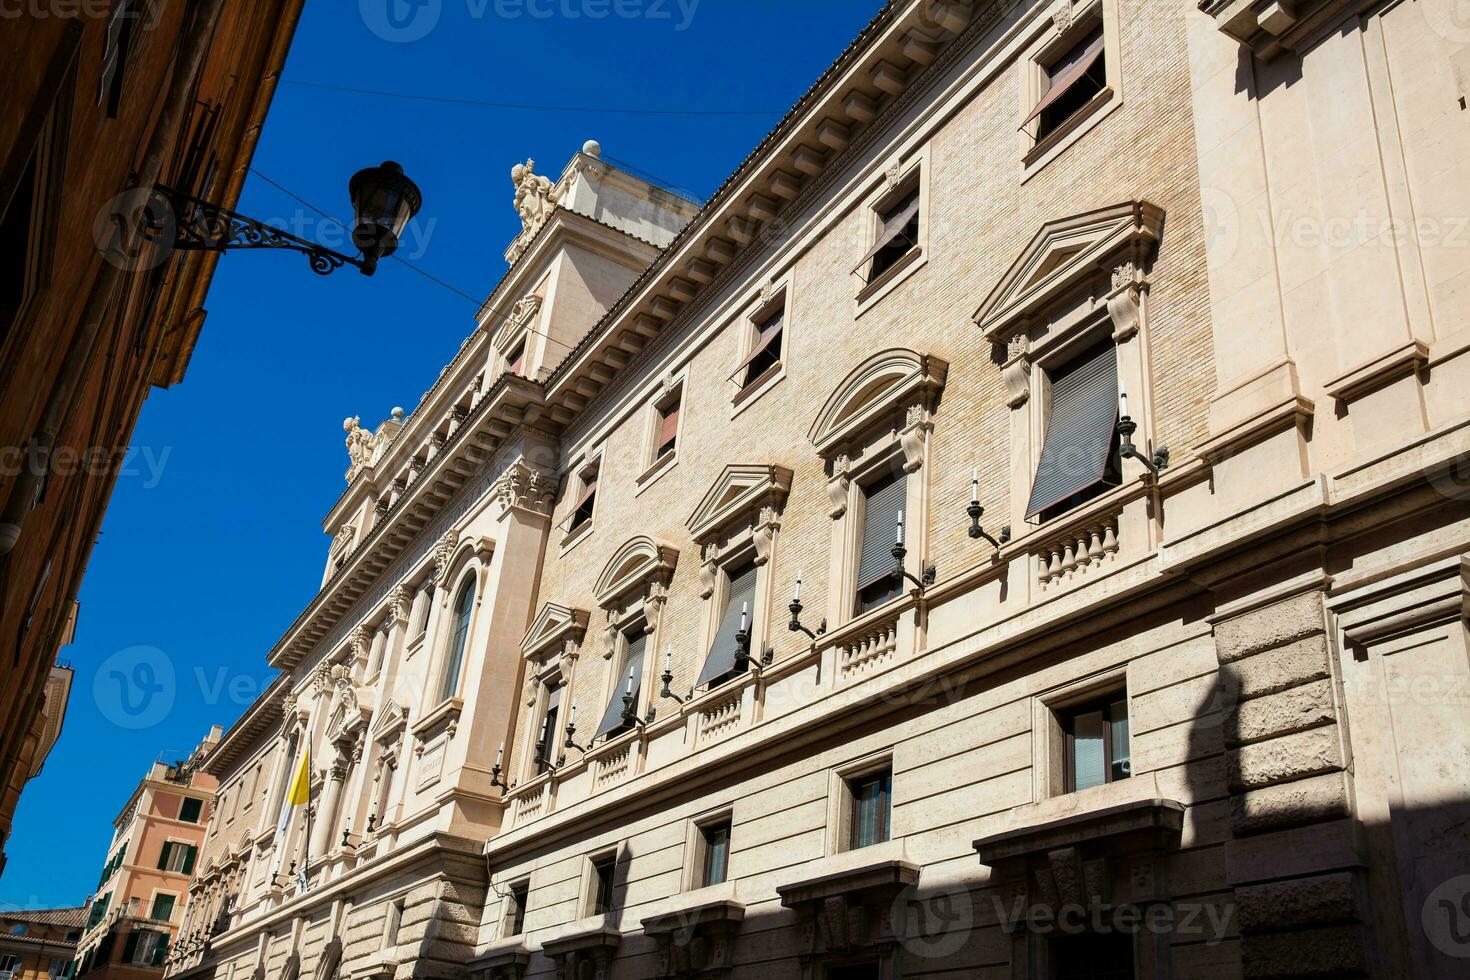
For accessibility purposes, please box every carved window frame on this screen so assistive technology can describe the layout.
[974,201,1164,537]
[1032,665,1129,802]
[637,374,686,493]
[810,350,947,631]
[1020,0,1124,181]
[854,148,931,316]
[731,280,791,417]
[591,538,678,743]
[517,603,589,784]
[492,292,544,382]
[560,451,602,554]
[687,465,793,695]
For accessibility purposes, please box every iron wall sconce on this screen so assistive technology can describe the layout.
[660,655,691,704]
[788,575,826,642]
[966,470,1010,549]
[563,720,588,757]
[891,515,936,595]
[1118,391,1169,478]
[150,160,422,276]
[734,624,774,673]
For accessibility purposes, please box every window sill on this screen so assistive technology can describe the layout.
[855,245,925,316]
[634,450,678,497]
[1021,86,1118,183]
[559,519,594,556]
[731,361,784,418]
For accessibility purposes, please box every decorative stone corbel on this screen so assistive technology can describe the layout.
[699,543,721,599]
[899,404,933,473]
[1002,335,1031,408]
[1106,259,1146,341]
[884,162,904,191]
[828,454,852,519]
[350,627,373,667]
[1050,0,1073,37]
[752,506,780,566]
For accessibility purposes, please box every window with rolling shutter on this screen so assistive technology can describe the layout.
[655,395,681,460]
[696,563,758,689]
[1026,340,1120,520]
[1028,25,1107,143]
[596,631,647,739]
[857,188,921,283]
[567,468,597,534]
[735,308,784,388]
[855,471,906,614]
[534,683,562,774]
[1061,693,1130,793]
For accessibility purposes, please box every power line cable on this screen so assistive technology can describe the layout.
[278,78,786,118]
[245,167,576,353]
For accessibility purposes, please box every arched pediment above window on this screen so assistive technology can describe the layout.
[594,536,680,609]
[808,349,949,462]
[972,199,1164,345]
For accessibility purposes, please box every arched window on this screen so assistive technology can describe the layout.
[440,579,474,701]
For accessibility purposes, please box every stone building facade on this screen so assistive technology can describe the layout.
[77,731,220,980]
[168,1,1470,978]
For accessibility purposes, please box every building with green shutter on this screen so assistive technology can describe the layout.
[73,731,219,980]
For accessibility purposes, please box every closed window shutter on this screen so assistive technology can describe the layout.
[1025,340,1119,519]
[149,936,168,967]
[696,564,758,688]
[181,846,196,875]
[120,933,139,966]
[156,843,171,871]
[856,473,906,589]
[595,632,647,737]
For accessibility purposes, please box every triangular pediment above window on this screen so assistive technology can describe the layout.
[973,200,1164,344]
[808,349,948,460]
[520,602,590,659]
[594,536,680,608]
[686,464,794,543]
[372,700,406,739]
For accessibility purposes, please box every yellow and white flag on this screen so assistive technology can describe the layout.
[270,748,310,880]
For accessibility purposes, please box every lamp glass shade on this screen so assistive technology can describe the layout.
[348,161,422,262]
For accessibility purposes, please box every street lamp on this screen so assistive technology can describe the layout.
[153,160,422,276]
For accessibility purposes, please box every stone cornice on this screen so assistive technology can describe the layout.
[973,798,1185,865]
[267,379,547,671]
[536,0,1004,433]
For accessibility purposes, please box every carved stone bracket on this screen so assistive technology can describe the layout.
[540,926,621,980]
[1106,258,1146,341]
[899,404,933,473]
[777,859,920,965]
[641,898,746,979]
[828,454,852,520]
[1003,335,1031,408]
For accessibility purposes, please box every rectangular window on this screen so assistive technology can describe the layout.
[506,342,525,377]
[1028,25,1107,144]
[595,630,647,740]
[695,562,758,690]
[507,882,529,935]
[847,770,892,850]
[1060,693,1130,793]
[591,857,616,915]
[858,187,920,284]
[0,147,38,345]
[1027,339,1120,521]
[655,392,681,460]
[158,843,195,875]
[854,471,906,615]
[413,583,435,635]
[148,894,175,923]
[567,465,598,535]
[534,682,563,774]
[736,306,784,389]
[179,797,203,823]
[1047,930,1134,979]
[700,821,731,887]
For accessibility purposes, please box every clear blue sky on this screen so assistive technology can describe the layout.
[1,0,883,910]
